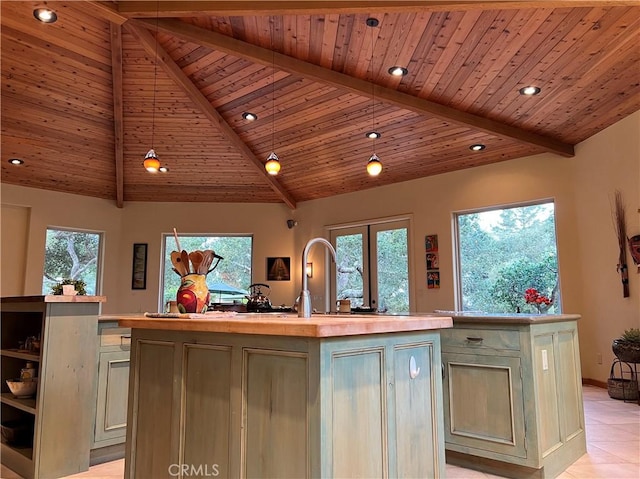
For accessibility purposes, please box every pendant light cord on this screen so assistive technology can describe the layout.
[151,1,159,149]
[370,20,376,152]
[271,18,275,152]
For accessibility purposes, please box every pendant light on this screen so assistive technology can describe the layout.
[264,17,281,175]
[143,4,160,173]
[366,18,382,176]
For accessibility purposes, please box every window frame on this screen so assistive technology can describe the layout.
[452,199,561,313]
[159,233,253,312]
[42,226,104,296]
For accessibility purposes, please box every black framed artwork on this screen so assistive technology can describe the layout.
[132,243,148,290]
[266,257,291,281]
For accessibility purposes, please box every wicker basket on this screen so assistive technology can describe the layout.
[607,360,639,401]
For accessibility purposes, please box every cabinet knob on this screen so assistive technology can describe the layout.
[409,355,420,379]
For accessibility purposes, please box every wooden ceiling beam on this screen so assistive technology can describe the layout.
[126,21,297,209]
[80,1,129,25]
[110,23,124,208]
[142,18,575,157]
[118,1,639,17]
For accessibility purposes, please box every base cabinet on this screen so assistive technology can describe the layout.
[125,329,446,478]
[441,319,586,479]
[91,322,130,460]
[0,296,104,479]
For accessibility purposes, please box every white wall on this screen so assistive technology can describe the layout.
[2,111,638,382]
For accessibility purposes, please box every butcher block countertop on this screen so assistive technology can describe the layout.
[109,312,453,338]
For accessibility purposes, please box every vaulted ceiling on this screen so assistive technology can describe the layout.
[2,1,639,209]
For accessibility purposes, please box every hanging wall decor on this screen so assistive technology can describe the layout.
[611,191,629,297]
[267,257,291,281]
[132,243,148,290]
[425,234,440,289]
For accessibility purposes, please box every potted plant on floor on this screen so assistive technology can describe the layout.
[612,328,640,363]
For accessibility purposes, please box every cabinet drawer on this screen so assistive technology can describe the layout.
[442,328,520,352]
[99,326,131,349]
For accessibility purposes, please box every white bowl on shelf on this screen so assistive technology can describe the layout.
[6,378,37,398]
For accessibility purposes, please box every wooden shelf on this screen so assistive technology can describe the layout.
[0,393,36,414]
[1,442,33,478]
[0,349,40,362]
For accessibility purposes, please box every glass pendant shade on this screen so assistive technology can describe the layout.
[265,152,281,175]
[367,153,382,176]
[144,149,160,172]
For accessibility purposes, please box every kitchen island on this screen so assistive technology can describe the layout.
[118,312,453,478]
[436,312,586,479]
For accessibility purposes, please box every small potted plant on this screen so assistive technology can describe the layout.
[612,327,640,363]
[50,279,87,296]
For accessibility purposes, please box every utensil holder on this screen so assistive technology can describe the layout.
[176,274,210,314]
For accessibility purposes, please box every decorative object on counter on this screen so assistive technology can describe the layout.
[6,378,38,398]
[337,299,351,313]
[132,243,148,290]
[611,190,629,297]
[177,274,211,314]
[245,283,273,312]
[612,327,640,363]
[524,287,553,313]
[170,229,223,313]
[267,257,290,281]
[51,278,86,295]
[607,359,639,401]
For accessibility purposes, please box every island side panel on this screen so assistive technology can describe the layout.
[125,339,176,479]
[242,348,308,478]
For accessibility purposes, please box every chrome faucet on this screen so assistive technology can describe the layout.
[298,237,337,318]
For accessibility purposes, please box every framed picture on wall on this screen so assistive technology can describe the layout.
[132,243,148,290]
[267,257,291,281]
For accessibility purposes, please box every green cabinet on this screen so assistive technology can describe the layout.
[441,318,586,479]
[0,296,103,479]
[91,322,130,458]
[124,329,446,478]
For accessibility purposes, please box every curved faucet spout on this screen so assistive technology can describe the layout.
[299,237,337,318]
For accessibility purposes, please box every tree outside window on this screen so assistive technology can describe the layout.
[42,228,102,295]
[455,202,560,314]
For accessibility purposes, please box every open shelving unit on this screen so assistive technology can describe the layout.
[1,295,105,479]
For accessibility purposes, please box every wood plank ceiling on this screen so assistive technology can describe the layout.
[2,1,639,209]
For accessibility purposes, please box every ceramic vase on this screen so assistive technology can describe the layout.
[177,274,210,314]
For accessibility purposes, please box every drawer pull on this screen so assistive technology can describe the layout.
[121,335,131,345]
[466,336,484,343]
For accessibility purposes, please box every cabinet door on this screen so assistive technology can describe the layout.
[443,352,526,460]
[94,350,130,444]
[392,342,444,478]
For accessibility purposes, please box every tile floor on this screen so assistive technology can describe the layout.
[2,385,638,478]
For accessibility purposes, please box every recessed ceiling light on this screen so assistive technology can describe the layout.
[388,66,408,77]
[470,144,485,151]
[365,131,381,139]
[366,18,379,27]
[33,8,57,23]
[159,166,169,173]
[519,86,541,96]
[8,158,24,165]
[242,112,257,121]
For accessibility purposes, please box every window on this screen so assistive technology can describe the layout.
[454,201,560,314]
[42,228,103,295]
[161,234,252,310]
[330,219,410,313]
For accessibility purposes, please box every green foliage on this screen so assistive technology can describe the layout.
[458,203,559,313]
[620,328,640,343]
[42,229,100,295]
[50,278,87,295]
